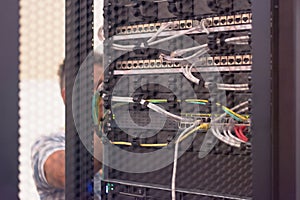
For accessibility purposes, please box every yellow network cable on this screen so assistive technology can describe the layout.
[110,141,168,147]
[140,143,168,147]
[215,102,248,121]
[146,99,168,103]
[179,123,210,142]
[185,99,209,103]
[222,106,248,121]
[110,141,132,146]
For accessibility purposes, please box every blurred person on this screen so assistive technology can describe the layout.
[31,54,104,200]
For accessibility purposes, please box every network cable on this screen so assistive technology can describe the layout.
[112,20,210,51]
[172,120,202,200]
[111,96,192,122]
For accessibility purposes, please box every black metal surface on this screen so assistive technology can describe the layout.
[65,0,94,199]
[101,181,238,200]
[0,1,19,199]
[296,0,300,199]
[251,0,272,199]
[274,0,300,199]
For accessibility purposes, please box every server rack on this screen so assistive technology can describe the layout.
[101,0,254,199]
[64,0,300,199]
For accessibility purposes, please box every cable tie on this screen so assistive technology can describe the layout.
[133,94,143,103]
[131,138,140,148]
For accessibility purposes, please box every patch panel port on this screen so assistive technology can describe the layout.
[221,56,228,65]
[172,21,180,30]
[144,60,150,68]
[228,56,235,65]
[121,61,127,69]
[149,23,155,32]
[235,14,242,24]
[199,57,206,65]
[121,26,126,34]
[186,20,193,28]
[174,62,180,68]
[242,13,250,23]
[132,25,138,33]
[126,26,132,34]
[155,23,161,30]
[138,60,144,68]
[116,27,122,34]
[150,60,156,68]
[162,61,167,68]
[220,16,227,25]
[138,24,144,33]
[213,17,220,26]
[155,59,162,67]
[180,20,186,29]
[214,56,221,65]
[116,62,122,69]
[235,55,243,64]
[127,61,133,69]
[207,57,214,66]
[205,18,213,27]
[242,55,251,64]
[168,62,174,68]
[143,24,149,32]
[227,15,234,25]
[132,61,138,69]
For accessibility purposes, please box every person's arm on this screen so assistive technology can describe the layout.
[31,133,65,190]
[44,150,65,189]
[43,133,103,189]
[94,133,103,172]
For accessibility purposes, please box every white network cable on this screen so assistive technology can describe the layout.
[217,87,249,91]
[182,64,200,84]
[205,83,249,88]
[112,32,249,53]
[226,129,246,143]
[162,46,209,85]
[236,107,249,114]
[171,44,209,58]
[225,106,250,143]
[212,101,249,122]
[112,20,209,51]
[166,35,249,60]
[204,82,249,91]
[211,127,241,147]
[171,120,201,200]
[140,99,191,122]
[147,22,174,43]
[224,36,249,45]
[111,96,134,103]
[148,23,207,46]
[111,96,191,122]
[161,45,209,62]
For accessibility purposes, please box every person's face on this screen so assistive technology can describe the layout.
[61,64,104,119]
[95,65,104,120]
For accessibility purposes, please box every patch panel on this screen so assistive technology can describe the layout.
[209,13,252,27]
[112,24,252,41]
[113,65,252,75]
[115,12,252,36]
[115,55,252,70]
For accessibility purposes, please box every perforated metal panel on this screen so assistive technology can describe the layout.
[65,0,94,199]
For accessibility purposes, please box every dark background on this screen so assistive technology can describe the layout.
[0,0,19,199]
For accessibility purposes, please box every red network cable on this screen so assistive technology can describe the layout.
[234,126,248,142]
